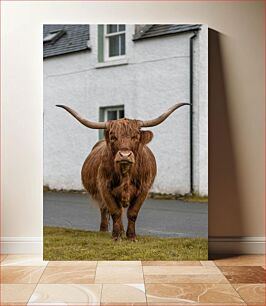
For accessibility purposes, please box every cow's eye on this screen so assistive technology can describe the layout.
[132,136,138,141]
[110,136,117,142]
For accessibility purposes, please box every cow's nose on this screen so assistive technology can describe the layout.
[119,151,132,157]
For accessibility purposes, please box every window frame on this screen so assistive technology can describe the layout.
[104,25,126,61]
[103,106,124,122]
[99,105,125,139]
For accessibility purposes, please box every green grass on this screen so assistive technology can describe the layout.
[148,192,208,203]
[177,194,208,203]
[44,226,208,261]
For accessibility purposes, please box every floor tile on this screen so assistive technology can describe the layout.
[1,304,27,306]
[95,263,143,283]
[145,283,245,304]
[233,284,266,303]
[101,302,147,306]
[0,254,8,261]
[143,265,228,284]
[142,261,201,266]
[101,284,146,303]
[39,266,96,284]
[145,302,247,306]
[98,261,141,266]
[144,274,229,284]
[219,266,265,283]
[143,266,221,275]
[1,284,36,304]
[28,284,102,305]
[48,260,97,267]
[1,255,48,267]
[1,266,45,284]
[200,260,216,266]
[214,255,265,266]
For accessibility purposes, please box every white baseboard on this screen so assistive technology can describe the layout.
[1,236,265,255]
[1,237,43,254]
[209,236,265,255]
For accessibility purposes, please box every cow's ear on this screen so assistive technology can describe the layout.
[140,130,153,144]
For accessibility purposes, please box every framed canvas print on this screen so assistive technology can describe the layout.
[43,24,208,260]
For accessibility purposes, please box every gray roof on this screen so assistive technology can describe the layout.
[43,25,90,58]
[133,24,201,41]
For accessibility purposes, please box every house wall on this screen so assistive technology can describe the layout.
[193,25,208,195]
[44,25,208,195]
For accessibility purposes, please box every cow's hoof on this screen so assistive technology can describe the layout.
[100,223,108,232]
[120,230,125,238]
[126,235,137,242]
[112,236,122,242]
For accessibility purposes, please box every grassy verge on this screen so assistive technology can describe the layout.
[148,193,208,203]
[43,188,208,203]
[177,194,208,203]
[44,226,208,261]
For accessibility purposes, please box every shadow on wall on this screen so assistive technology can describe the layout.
[208,29,244,239]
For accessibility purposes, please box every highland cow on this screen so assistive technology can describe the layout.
[57,103,189,241]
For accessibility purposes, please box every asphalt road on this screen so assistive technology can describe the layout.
[44,192,208,238]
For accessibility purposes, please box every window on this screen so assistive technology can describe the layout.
[104,107,124,121]
[43,30,65,44]
[105,25,126,59]
[99,105,125,139]
[97,25,126,63]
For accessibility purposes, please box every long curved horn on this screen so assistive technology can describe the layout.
[56,105,106,129]
[138,103,191,128]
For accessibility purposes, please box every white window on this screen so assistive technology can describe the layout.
[99,105,125,139]
[105,25,126,60]
[104,106,124,121]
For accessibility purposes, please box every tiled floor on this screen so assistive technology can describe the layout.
[0,255,265,305]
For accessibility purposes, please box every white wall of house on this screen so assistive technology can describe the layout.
[43,24,208,195]
[192,25,208,195]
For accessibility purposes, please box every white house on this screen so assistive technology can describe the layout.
[43,24,208,196]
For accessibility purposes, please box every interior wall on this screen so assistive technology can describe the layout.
[1,1,264,245]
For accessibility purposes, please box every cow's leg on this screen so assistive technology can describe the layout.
[119,219,125,234]
[126,191,148,241]
[118,209,125,236]
[100,207,109,232]
[110,208,123,241]
[99,187,122,241]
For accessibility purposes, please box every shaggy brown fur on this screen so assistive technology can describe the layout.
[81,119,157,241]
[57,102,189,240]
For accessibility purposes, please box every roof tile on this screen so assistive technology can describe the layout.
[133,24,201,41]
[43,24,90,58]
